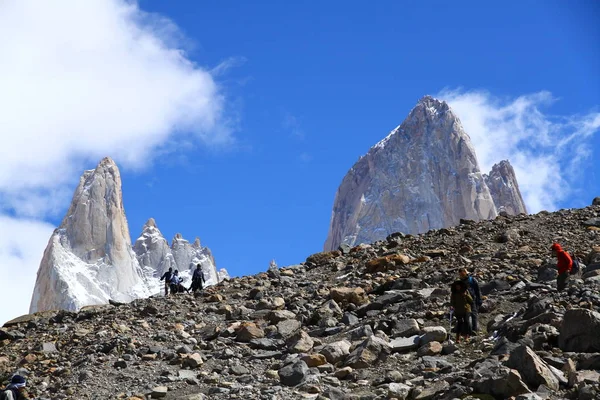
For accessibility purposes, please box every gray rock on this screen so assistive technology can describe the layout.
[278,359,309,386]
[342,312,359,326]
[287,330,315,353]
[390,335,420,352]
[559,309,600,352]
[320,340,351,364]
[388,382,411,400]
[277,319,302,338]
[473,364,531,399]
[345,336,391,368]
[393,319,420,337]
[537,266,558,282]
[593,197,600,206]
[505,345,559,391]
[420,326,447,345]
[583,218,600,227]
[150,386,168,398]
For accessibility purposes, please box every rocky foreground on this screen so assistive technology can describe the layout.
[2,203,600,400]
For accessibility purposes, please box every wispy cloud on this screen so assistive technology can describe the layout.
[283,112,305,140]
[0,0,234,324]
[299,152,312,163]
[211,56,247,77]
[438,89,600,213]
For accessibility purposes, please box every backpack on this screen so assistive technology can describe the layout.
[569,253,580,275]
[0,389,16,400]
[467,276,476,297]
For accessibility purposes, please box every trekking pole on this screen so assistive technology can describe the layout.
[448,308,454,342]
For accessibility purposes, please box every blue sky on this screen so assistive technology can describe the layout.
[0,0,599,324]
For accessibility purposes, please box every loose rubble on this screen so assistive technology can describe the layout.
[2,202,600,399]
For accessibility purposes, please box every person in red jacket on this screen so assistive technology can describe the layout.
[551,243,572,291]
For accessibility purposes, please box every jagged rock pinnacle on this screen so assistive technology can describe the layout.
[324,96,525,251]
[30,158,151,313]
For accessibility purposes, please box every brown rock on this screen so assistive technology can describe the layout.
[236,322,265,342]
[206,294,224,302]
[287,330,315,353]
[416,341,442,357]
[329,287,369,305]
[301,354,327,367]
[181,353,203,369]
[365,254,410,273]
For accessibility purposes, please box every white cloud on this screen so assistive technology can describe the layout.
[0,216,55,325]
[438,89,600,213]
[0,0,233,324]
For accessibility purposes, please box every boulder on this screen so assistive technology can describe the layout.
[287,330,315,353]
[388,382,411,400]
[420,326,447,345]
[329,287,369,305]
[320,340,351,364]
[416,341,442,357]
[559,309,600,352]
[277,319,302,338]
[393,319,420,337]
[389,335,420,352]
[473,364,531,399]
[236,322,265,342]
[505,345,559,390]
[345,336,391,368]
[278,359,309,386]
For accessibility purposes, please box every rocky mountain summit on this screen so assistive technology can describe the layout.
[30,157,225,314]
[324,96,527,251]
[4,201,600,399]
[133,220,227,287]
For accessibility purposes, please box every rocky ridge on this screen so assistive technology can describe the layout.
[3,201,600,400]
[324,96,527,251]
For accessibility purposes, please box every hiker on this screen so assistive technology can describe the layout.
[450,280,473,343]
[1,375,29,400]
[160,267,173,296]
[169,270,188,294]
[458,267,482,334]
[552,243,572,291]
[189,264,206,293]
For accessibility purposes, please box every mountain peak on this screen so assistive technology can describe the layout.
[145,218,157,228]
[30,158,151,313]
[98,156,116,168]
[414,95,450,115]
[325,95,527,251]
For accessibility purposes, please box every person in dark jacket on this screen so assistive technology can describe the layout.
[450,280,473,343]
[1,374,29,400]
[160,268,173,296]
[189,264,206,293]
[552,243,572,291]
[459,267,482,333]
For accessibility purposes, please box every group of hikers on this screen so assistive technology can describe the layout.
[159,264,206,296]
[450,242,577,343]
